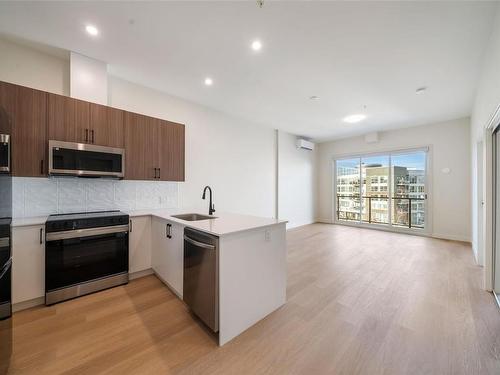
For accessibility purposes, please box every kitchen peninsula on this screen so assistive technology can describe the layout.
[11,209,287,346]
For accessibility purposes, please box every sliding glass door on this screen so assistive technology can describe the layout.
[336,158,361,222]
[334,149,428,231]
[391,151,427,229]
[361,155,390,224]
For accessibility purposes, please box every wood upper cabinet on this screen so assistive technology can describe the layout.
[0,80,185,180]
[89,103,124,148]
[147,119,160,179]
[47,93,90,143]
[0,81,15,135]
[124,114,184,181]
[0,81,47,177]
[124,112,158,180]
[158,120,185,181]
[48,95,125,148]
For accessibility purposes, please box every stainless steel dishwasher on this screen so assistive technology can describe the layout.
[183,227,219,332]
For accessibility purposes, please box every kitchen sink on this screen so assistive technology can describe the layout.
[171,213,217,221]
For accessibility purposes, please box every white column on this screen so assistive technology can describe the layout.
[70,52,107,105]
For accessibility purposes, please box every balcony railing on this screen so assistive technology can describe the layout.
[336,195,425,229]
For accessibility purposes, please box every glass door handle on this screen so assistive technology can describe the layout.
[0,257,11,280]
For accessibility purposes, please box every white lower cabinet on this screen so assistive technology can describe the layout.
[12,225,45,304]
[151,217,184,297]
[129,216,152,274]
[11,216,185,307]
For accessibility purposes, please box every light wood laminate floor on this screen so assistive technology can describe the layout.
[1,224,500,375]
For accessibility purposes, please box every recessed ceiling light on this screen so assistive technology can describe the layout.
[251,40,262,51]
[85,24,99,36]
[343,114,366,123]
[415,87,427,95]
[309,96,319,100]
[204,77,213,86]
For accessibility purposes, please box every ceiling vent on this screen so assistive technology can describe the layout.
[296,138,315,151]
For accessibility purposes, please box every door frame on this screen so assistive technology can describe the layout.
[485,104,500,292]
[476,140,485,266]
[331,145,432,236]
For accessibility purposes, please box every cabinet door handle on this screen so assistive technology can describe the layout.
[85,129,89,143]
[158,168,161,180]
[153,168,157,179]
[167,224,172,239]
[40,159,44,175]
[165,224,168,238]
[91,130,95,144]
[39,228,43,244]
[129,219,133,233]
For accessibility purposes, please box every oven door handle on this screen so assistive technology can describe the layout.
[0,257,12,280]
[46,225,129,241]
[184,235,215,250]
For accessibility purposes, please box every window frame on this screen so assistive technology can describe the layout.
[331,146,431,236]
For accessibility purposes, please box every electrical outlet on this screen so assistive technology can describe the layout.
[265,230,271,242]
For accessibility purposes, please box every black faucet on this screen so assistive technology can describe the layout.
[202,186,216,215]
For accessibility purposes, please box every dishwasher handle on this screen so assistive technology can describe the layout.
[184,235,216,250]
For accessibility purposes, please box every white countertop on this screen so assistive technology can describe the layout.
[139,209,287,236]
[11,216,49,227]
[12,209,287,236]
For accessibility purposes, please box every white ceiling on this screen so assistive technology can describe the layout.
[0,1,497,141]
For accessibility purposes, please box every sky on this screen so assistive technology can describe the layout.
[337,152,426,171]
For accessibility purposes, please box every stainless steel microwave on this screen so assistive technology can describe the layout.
[0,134,10,173]
[48,140,125,178]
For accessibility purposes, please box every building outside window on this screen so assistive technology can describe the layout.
[335,150,427,230]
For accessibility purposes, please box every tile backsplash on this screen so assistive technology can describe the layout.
[13,177,179,218]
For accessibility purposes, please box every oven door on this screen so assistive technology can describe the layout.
[0,134,10,173]
[45,225,129,293]
[0,237,12,319]
[48,140,124,178]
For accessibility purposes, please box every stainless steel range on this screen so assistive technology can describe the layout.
[0,217,11,320]
[0,134,12,320]
[45,211,129,305]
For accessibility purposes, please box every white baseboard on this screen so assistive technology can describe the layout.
[12,297,44,312]
[313,220,472,244]
[431,233,471,243]
[471,243,481,265]
[129,268,154,280]
[286,221,316,230]
[315,218,332,224]
[152,270,182,299]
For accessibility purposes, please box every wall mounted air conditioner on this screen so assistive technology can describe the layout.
[296,138,314,151]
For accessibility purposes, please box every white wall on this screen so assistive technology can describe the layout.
[317,118,471,242]
[277,131,316,228]
[0,37,280,219]
[470,4,500,266]
[0,37,69,95]
[70,52,107,105]
[108,77,277,218]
